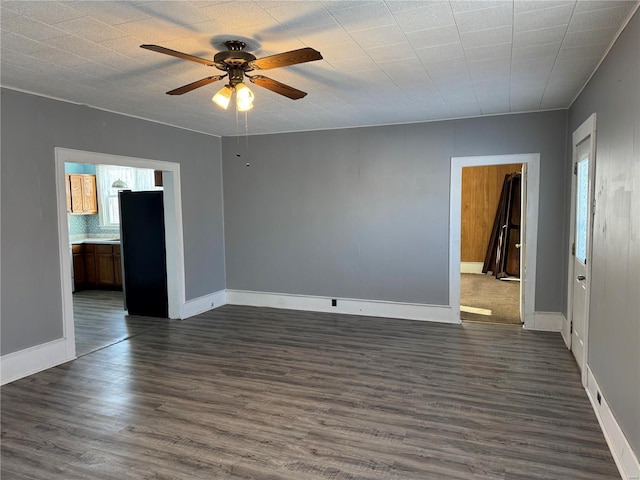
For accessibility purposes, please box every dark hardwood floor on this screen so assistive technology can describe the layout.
[1,305,619,479]
[73,290,171,356]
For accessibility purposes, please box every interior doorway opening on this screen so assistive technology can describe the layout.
[55,148,185,360]
[459,163,524,325]
[65,161,168,356]
[450,154,540,329]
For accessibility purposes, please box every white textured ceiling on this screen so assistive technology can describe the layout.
[1,1,637,136]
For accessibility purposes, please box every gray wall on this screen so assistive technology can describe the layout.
[222,110,568,310]
[569,10,640,458]
[1,88,225,356]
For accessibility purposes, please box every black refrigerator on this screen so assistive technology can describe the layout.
[119,190,168,318]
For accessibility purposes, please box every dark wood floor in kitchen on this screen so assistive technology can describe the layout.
[1,305,619,479]
[73,289,171,356]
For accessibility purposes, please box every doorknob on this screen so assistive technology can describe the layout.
[577,275,586,281]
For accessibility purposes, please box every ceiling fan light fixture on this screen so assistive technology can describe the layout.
[212,85,233,109]
[234,82,254,111]
[237,98,254,112]
[235,83,254,103]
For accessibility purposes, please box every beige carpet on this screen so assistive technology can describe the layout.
[460,273,521,324]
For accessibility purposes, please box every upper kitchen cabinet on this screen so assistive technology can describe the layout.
[66,174,98,214]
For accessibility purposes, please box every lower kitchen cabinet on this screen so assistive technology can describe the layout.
[114,245,122,287]
[72,243,122,290]
[84,244,97,286]
[72,244,85,286]
[96,245,116,287]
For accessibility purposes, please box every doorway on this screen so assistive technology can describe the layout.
[459,163,524,324]
[65,161,168,355]
[566,114,596,381]
[55,148,186,360]
[450,154,540,328]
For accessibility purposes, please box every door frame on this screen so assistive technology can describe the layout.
[55,148,186,358]
[566,113,596,386]
[449,153,540,328]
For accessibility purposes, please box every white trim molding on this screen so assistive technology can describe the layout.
[450,153,540,327]
[0,339,75,386]
[586,366,640,480]
[182,290,227,319]
[561,314,572,349]
[567,113,597,387]
[523,312,564,332]
[226,290,454,323]
[54,148,186,348]
[460,262,484,274]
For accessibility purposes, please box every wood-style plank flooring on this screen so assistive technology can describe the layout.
[73,290,171,356]
[1,306,619,479]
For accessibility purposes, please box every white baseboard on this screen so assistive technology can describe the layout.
[460,262,484,274]
[561,314,571,349]
[586,366,640,480]
[523,311,564,332]
[0,338,75,386]
[226,290,455,323]
[181,289,227,319]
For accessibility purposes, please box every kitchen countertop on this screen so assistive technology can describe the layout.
[70,238,120,245]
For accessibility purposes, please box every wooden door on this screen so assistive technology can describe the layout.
[84,244,97,285]
[113,245,122,288]
[81,175,98,214]
[69,175,84,213]
[65,175,72,213]
[72,245,85,288]
[96,245,115,286]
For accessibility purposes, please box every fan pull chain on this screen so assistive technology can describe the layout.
[235,103,240,144]
[245,111,250,165]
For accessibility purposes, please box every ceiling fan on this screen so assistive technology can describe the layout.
[140,40,323,111]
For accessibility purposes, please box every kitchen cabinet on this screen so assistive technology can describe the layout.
[72,244,85,287]
[65,175,72,213]
[96,245,117,287]
[72,242,122,290]
[84,244,97,286]
[114,245,122,287]
[66,174,98,214]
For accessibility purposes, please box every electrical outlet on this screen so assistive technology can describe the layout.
[331,299,337,307]
[597,391,602,405]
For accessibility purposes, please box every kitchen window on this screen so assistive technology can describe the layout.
[96,165,161,227]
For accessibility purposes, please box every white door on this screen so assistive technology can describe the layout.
[571,139,592,371]
[519,163,527,323]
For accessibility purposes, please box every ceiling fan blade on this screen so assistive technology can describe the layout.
[250,47,322,70]
[248,75,307,100]
[140,44,215,66]
[166,75,226,95]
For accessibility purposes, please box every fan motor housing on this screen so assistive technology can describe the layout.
[213,40,256,72]
[214,51,256,69]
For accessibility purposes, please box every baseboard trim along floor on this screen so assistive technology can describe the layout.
[182,289,227,319]
[0,337,75,386]
[586,366,640,480]
[226,290,454,323]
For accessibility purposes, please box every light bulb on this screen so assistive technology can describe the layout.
[212,85,233,109]
[235,83,254,103]
[237,99,253,111]
[234,83,254,111]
